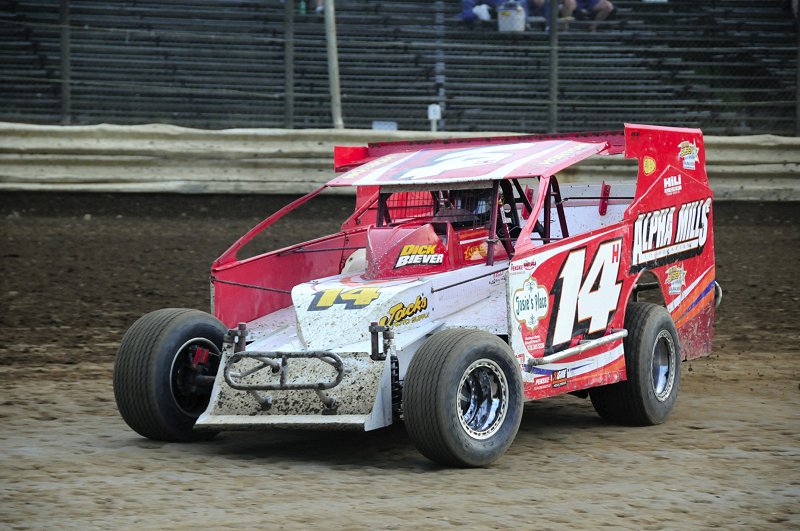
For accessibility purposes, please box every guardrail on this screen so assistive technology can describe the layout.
[0,122,798,200]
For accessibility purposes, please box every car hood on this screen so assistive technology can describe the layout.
[291,274,433,350]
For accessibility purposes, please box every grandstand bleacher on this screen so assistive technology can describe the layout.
[0,0,796,134]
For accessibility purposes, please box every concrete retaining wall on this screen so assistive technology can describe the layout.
[1,122,798,199]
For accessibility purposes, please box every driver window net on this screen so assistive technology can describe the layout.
[385,191,436,223]
[383,189,492,230]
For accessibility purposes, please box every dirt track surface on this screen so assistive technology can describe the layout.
[1,193,798,529]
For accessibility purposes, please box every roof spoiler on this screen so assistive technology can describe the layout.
[334,130,625,173]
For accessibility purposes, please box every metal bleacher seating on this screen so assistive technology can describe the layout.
[0,0,796,134]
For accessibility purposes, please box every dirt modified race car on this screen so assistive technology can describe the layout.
[114,123,720,467]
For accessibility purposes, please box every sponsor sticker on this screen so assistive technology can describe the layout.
[379,295,428,327]
[533,375,551,388]
[522,333,545,353]
[510,259,536,275]
[395,244,444,268]
[643,156,657,176]
[663,174,682,195]
[678,141,700,170]
[551,368,569,388]
[664,265,687,295]
[464,242,488,261]
[512,277,549,328]
[631,197,711,271]
[489,270,505,285]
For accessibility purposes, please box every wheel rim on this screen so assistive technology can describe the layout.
[169,338,221,416]
[456,359,509,440]
[651,330,677,402]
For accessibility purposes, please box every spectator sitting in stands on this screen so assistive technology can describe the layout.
[530,0,577,18]
[460,0,530,25]
[574,0,616,31]
[530,0,578,30]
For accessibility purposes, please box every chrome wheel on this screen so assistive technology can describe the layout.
[456,359,509,440]
[651,330,677,402]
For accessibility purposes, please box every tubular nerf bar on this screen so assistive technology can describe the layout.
[526,329,628,367]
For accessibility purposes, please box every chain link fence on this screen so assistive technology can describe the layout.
[1,0,797,135]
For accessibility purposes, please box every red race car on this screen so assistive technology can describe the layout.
[114,123,721,467]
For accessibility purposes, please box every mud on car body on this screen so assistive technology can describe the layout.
[114,124,720,467]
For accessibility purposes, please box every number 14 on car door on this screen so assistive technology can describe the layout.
[508,227,630,399]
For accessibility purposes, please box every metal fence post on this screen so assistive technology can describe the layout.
[548,0,559,133]
[60,0,71,125]
[284,0,295,129]
[324,0,344,129]
[547,2,558,133]
[434,1,446,131]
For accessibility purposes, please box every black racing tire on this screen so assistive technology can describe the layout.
[403,329,524,467]
[590,302,681,426]
[113,308,227,442]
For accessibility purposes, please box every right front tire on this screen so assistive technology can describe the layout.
[403,329,524,467]
[590,302,681,426]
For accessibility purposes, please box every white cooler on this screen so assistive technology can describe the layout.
[498,1,526,32]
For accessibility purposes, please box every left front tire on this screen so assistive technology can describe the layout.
[113,308,226,442]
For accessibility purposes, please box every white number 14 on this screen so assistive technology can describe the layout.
[552,239,623,347]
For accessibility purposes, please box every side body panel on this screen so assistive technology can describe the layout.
[212,228,368,327]
[508,124,717,401]
[624,124,716,360]
[508,224,631,400]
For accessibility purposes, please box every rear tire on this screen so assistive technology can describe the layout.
[590,302,681,425]
[113,308,227,442]
[404,329,523,467]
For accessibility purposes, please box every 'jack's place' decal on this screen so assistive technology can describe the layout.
[379,295,429,327]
